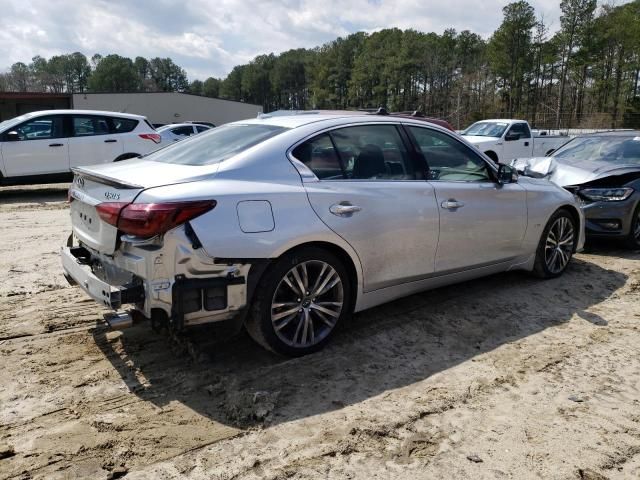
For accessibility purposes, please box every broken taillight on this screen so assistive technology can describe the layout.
[139,133,162,144]
[96,201,216,237]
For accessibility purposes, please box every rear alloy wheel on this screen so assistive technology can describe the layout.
[533,209,576,278]
[624,205,640,249]
[246,247,351,356]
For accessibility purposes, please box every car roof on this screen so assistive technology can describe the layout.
[241,112,455,130]
[23,109,146,120]
[158,123,207,130]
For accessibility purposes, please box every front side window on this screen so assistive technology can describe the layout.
[171,126,195,137]
[11,116,64,140]
[507,123,531,139]
[73,116,110,136]
[331,125,414,180]
[408,126,491,182]
[149,123,288,166]
[196,125,210,133]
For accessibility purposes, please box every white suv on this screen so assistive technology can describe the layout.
[0,109,162,185]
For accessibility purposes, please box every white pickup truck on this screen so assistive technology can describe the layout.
[461,119,569,164]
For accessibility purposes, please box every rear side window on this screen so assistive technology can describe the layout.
[196,125,210,133]
[507,123,531,139]
[149,123,288,166]
[72,116,110,136]
[331,125,414,180]
[111,117,138,133]
[292,134,343,179]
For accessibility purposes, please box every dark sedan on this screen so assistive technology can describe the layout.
[513,131,640,248]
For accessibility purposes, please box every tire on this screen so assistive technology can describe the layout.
[624,203,640,249]
[245,247,352,356]
[533,209,577,279]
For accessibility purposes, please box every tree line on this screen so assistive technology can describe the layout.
[1,0,638,129]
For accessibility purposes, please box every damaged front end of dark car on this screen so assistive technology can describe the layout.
[512,131,640,248]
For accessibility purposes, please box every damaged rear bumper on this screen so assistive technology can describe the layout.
[61,225,251,329]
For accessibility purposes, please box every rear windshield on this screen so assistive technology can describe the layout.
[148,124,288,165]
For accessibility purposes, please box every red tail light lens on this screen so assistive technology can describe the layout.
[139,133,161,144]
[96,202,129,226]
[117,201,216,237]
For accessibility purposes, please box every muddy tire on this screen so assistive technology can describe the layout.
[533,209,577,279]
[245,247,352,357]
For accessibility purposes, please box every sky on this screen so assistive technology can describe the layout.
[0,0,611,81]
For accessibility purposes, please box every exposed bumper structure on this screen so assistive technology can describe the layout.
[61,226,251,330]
[61,246,144,309]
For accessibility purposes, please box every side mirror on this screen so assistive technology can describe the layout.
[5,131,20,142]
[497,164,517,184]
[504,132,520,141]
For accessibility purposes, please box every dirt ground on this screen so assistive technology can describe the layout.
[0,184,639,480]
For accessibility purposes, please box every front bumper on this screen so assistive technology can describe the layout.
[582,197,638,238]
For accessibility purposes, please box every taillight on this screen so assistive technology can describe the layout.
[139,133,161,144]
[96,202,129,226]
[104,201,216,237]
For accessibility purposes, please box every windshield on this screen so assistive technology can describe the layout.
[463,121,509,137]
[553,136,640,165]
[148,123,289,166]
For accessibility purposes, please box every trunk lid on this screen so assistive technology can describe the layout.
[69,159,218,254]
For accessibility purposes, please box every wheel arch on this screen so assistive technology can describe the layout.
[247,240,362,311]
[484,150,499,162]
[555,204,582,252]
[114,153,140,162]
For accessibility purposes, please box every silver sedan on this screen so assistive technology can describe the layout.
[62,113,585,356]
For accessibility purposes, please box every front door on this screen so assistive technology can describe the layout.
[502,122,532,161]
[294,123,439,292]
[1,115,69,176]
[405,125,527,272]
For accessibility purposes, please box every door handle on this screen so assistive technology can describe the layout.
[330,203,362,216]
[104,139,117,143]
[49,143,64,147]
[441,199,465,210]
[524,141,529,146]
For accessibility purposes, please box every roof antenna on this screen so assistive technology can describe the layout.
[376,107,389,115]
[411,110,425,117]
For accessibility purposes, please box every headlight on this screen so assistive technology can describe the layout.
[580,187,634,202]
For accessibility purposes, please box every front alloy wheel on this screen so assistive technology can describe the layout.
[533,209,576,278]
[544,216,574,274]
[246,247,352,356]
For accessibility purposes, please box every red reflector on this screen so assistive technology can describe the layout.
[96,202,129,226]
[117,201,216,237]
[139,133,161,144]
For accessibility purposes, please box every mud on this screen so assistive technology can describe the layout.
[1,184,639,479]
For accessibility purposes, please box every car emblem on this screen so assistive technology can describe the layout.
[74,176,85,189]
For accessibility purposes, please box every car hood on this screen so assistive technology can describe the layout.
[512,156,640,186]
[461,135,500,145]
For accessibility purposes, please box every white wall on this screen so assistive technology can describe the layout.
[72,92,262,126]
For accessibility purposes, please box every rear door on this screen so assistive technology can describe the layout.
[296,123,439,292]
[502,122,533,161]
[406,125,527,272]
[1,114,69,176]
[68,114,124,168]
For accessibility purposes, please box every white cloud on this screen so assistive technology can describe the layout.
[0,0,625,80]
